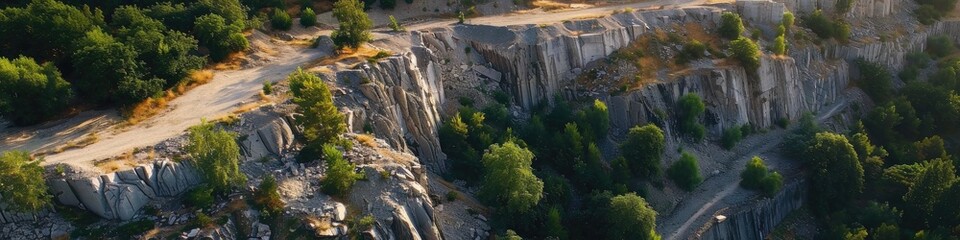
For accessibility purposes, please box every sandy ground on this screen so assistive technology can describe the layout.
[657,101,849,240]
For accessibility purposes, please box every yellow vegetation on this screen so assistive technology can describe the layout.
[356,134,377,147]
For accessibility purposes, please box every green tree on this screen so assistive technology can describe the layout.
[479,141,544,215]
[0,0,104,62]
[112,6,205,87]
[289,68,347,159]
[773,35,787,55]
[320,144,361,196]
[677,40,707,64]
[718,12,744,39]
[187,121,246,192]
[300,7,317,27]
[855,59,894,103]
[440,113,482,182]
[721,126,743,149]
[783,113,821,158]
[926,36,956,58]
[0,151,50,212]
[932,182,960,229]
[73,28,162,105]
[388,15,404,32]
[194,13,249,61]
[668,152,702,191]
[192,0,248,29]
[730,37,761,72]
[555,123,583,173]
[577,99,610,141]
[741,156,769,189]
[545,206,568,240]
[270,8,292,30]
[914,136,950,162]
[331,0,373,50]
[678,93,706,141]
[807,132,864,213]
[782,12,795,30]
[902,159,955,228]
[621,124,665,179]
[254,175,284,218]
[608,193,661,240]
[0,56,72,125]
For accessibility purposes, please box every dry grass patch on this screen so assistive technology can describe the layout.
[52,133,100,154]
[356,134,377,147]
[95,156,136,173]
[213,52,248,70]
[532,0,572,11]
[312,46,384,66]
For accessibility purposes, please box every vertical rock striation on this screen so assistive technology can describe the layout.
[693,180,807,240]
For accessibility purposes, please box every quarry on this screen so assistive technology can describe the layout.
[1,0,959,239]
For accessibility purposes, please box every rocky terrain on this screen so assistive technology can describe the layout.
[1,0,958,238]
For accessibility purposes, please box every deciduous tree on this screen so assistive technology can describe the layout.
[0,151,50,212]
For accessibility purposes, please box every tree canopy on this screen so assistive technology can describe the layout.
[289,68,347,159]
[718,12,744,39]
[621,124,665,179]
[0,56,72,125]
[194,13,248,61]
[678,93,706,141]
[668,152,702,191]
[0,150,50,212]
[608,193,661,240]
[807,132,864,213]
[320,144,361,196]
[187,120,246,192]
[331,0,372,50]
[730,37,761,72]
[479,141,544,215]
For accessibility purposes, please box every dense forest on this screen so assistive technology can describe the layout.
[0,0,292,126]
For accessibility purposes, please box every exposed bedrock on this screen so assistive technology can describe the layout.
[335,51,447,171]
[693,180,806,240]
[48,160,201,220]
[238,111,297,162]
[773,0,905,18]
[426,8,727,109]
[0,194,49,224]
[349,164,443,240]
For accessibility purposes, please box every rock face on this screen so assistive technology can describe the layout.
[0,195,46,224]
[774,0,905,18]
[693,180,806,240]
[349,164,442,240]
[336,52,446,171]
[48,160,202,220]
[238,111,296,162]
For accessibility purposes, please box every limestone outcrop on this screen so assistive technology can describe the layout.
[48,160,201,220]
[238,110,296,162]
[349,163,443,240]
[774,0,905,18]
[0,195,46,224]
[335,52,446,171]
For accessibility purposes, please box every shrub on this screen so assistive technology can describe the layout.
[836,0,854,13]
[0,151,50,212]
[184,187,214,208]
[916,4,942,25]
[187,121,246,192]
[803,10,848,42]
[262,81,273,95]
[300,7,317,27]
[270,8,292,30]
[669,152,702,191]
[719,12,744,39]
[331,0,373,50]
[730,37,761,72]
[677,40,707,64]
[254,175,285,218]
[446,191,458,202]
[678,93,706,141]
[721,126,743,150]
[926,35,956,58]
[320,144,361,196]
[740,156,783,197]
[0,56,73,126]
[389,15,404,32]
[773,35,787,55]
[782,12,795,30]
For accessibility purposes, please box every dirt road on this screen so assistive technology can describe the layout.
[657,102,848,240]
[1,0,711,167]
